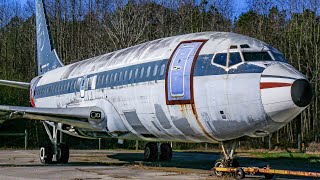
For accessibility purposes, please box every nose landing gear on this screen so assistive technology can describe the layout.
[213,140,239,177]
[40,122,70,164]
[144,142,172,162]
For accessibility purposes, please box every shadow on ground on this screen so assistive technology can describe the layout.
[108,151,320,172]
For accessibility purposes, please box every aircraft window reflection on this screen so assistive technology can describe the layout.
[229,52,242,66]
[213,53,227,66]
[153,65,158,76]
[160,64,165,75]
[74,81,77,91]
[118,72,122,81]
[129,70,133,80]
[110,74,113,83]
[101,76,104,84]
[243,52,272,61]
[272,52,287,63]
[135,69,139,79]
[114,73,118,82]
[146,66,151,77]
[105,75,109,84]
[140,68,144,78]
[124,71,128,81]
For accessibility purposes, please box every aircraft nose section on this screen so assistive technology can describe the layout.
[291,79,313,107]
[260,63,311,123]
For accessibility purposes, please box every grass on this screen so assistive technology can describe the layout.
[246,151,320,159]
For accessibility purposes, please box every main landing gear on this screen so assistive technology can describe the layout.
[144,142,172,161]
[40,122,70,164]
[213,140,240,177]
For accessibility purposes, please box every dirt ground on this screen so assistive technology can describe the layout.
[0,149,319,179]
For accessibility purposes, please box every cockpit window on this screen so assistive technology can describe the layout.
[243,52,272,61]
[272,52,288,63]
[213,53,227,66]
[229,52,242,66]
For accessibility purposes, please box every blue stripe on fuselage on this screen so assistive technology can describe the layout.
[34,54,265,99]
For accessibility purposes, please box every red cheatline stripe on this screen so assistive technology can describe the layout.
[260,82,292,89]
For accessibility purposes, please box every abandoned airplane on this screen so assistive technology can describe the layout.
[0,0,313,173]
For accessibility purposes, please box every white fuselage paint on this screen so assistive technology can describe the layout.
[33,32,309,143]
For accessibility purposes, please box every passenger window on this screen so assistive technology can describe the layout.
[129,70,133,80]
[124,71,128,80]
[110,74,113,83]
[229,52,242,66]
[105,75,109,84]
[140,68,144,78]
[153,65,158,76]
[160,64,166,75]
[119,72,123,81]
[101,75,105,84]
[114,73,118,82]
[146,66,151,77]
[135,69,139,79]
[213,53,227,66]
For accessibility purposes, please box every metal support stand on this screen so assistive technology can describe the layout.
[24,129,28,149]
[59,130,63,143]
[221,141,237,160]
[268,134,272,150]
[40,122,69,164]
[157,142,161,161]
[42,122,59,159]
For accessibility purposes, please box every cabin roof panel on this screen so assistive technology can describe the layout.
[40,32,269,84]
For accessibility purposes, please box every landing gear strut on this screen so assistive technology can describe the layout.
[144,142,172,162]
[214,140,239,177]
[40,122,70,164]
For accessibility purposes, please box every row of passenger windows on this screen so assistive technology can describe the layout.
[95,64,166,85]
[35,63,167,97]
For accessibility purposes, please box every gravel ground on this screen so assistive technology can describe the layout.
[0,149,318,180]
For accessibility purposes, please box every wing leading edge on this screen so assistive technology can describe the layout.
[0,80,30,89]
[0,105,104,130]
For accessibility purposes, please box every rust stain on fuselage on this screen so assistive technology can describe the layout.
[190,103,217,142]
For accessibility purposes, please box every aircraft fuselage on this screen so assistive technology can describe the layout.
[30,32,312,143]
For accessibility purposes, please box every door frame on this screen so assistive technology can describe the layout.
[165,39,208,105]
[80,75,88,98]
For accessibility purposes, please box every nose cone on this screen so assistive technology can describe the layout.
[291,79,313,107]
[260,63,311,124]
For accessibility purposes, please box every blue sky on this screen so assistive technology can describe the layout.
[234,0,248,17]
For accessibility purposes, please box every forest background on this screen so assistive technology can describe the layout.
[0,0,319,150]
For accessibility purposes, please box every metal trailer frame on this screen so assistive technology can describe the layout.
[213,166,320,179]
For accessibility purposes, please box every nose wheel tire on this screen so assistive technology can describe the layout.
[213,159,226,177]
[40,146,53,164]
[144,142,158,161]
